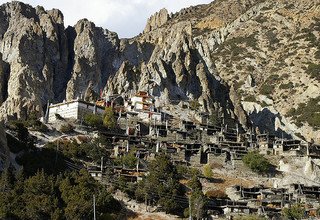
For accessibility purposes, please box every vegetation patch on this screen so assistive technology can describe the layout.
[265,29,279,47]
[282,204,306,220]
[279,82,294,90]
[206,190,228,199]
[233,80,245,90]
[84,113,103,127]
[46,137,110,164]
[244,94,257,102]
[134,154,186,215]
[286,97,320,129]
[103,107,117,129]
[217,33,258,58]
[0,169,121,219]
[209,109,222,126]
[242,151,272,174]
[260,84,275,97]
[306,63,320,81]
[259,74,281,98]
[203,164,213,178]
[59,123,74,133]
[114,148,138,169]
[190,100,201,111]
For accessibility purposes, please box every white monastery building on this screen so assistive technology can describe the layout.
[47,99,105,123]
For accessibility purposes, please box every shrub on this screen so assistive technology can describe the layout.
[244,95,257,102]
[103,107,116,129]
[209,109,221,126]
[203,164,213,178]
[7,121,29,142]
[26,119,48,132]
[242,151,272,174]
[114,149,138,169]
[266,30,279,46]
[84,113,103,128]
[306,63,320,81]
[233,80,245,90]
[260,84,275,97]
[190,100,201,111]
[59,123,74,134]
[279,82,294,90]
[282,204,305,220]
[177,165,201,179]
[286,97,320,129]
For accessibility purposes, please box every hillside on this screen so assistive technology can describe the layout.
[0,0,319,142]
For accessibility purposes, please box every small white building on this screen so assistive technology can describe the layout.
[126,91,155,111]
[125,91,162,122]
[47,99,105,123]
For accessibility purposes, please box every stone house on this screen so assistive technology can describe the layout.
[46,99,105,123]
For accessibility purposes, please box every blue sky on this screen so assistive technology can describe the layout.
[1,0,213,38]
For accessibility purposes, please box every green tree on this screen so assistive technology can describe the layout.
[84,113,103,128]
[103,107,116,129]
[114,149,138,169]
[203,164,213,178]
[96,189,121,215]
[282,204,305,220]
[59,170,96,219]
[59,169,121,219]
[209,109,221,126]
[16,147,67,176]
[0,169,122,220]
[23,170,62,220]
[0,169,15,219]
[187,175,206,220]
[138,154,184,214]
[242,151,272,174]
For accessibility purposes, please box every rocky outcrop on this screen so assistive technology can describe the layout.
[0,2,69,120]
[143,8,170,33]
[66,19,119,101]
[0,0,319,142]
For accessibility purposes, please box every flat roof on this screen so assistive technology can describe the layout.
[49,99,105,110]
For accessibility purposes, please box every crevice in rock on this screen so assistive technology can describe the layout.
[1,61,10,104]
[60,25,76,101]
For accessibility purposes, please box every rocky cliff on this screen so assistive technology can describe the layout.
[0,2,68,119]
[0,0,319,142]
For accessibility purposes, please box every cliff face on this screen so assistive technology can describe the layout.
[0,0,319,142]
[0,2,68,119]
[66,19,119,102]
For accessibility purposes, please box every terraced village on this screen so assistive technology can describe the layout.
[1,0,320,219]
[3,91,319,219]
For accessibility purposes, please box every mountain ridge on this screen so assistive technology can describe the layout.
[0,0,319,143]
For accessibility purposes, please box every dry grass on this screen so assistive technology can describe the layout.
[196,17,225,30]
[129,213,179,220]
[203,172,256,193]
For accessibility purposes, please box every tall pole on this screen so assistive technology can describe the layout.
[189,193,193,220]
[101,156,103,178]
[54,139,59,169]
[93,195,96,220]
